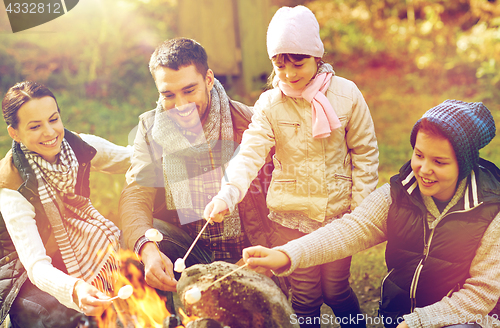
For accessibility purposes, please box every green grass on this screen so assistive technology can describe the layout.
[350,242,387,290]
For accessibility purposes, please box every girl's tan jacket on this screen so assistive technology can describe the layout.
[224,76,379,222]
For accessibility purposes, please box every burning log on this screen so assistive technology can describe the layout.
[177,261,299,328]
[164,315,223,328]
[163,314,182,327]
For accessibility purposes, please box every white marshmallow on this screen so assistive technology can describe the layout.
[184,287,202,304]
[117,285,134,299]
[174,258,186,273]
[145,229,163,242]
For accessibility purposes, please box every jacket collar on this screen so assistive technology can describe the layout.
[397,158,500,211]
[63,129,96,164]
[11,140,37,193]
[399,162,418,196]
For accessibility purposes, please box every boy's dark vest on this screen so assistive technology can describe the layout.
[0,130,96,324]
[379,159,500,326]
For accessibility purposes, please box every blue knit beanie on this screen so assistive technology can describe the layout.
[410,99,496,181]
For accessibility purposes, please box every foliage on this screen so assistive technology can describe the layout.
[308,0,500,107]
[0,0,176,100]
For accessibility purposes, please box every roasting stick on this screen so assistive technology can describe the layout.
[109,285,134,301]
[184,219,212,262]
[174,219,212,272]
[153,246,173,279]
[159,249,175,279]
[207,263,249,288]
[145,229,175,279]
[184,263,250,304]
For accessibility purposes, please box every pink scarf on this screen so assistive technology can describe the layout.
[278,72,340,138]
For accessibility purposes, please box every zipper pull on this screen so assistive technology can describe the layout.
[423,244,429,256]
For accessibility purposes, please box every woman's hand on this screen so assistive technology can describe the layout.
[73,280,112,317]
[203,198,229,223]
[243,245,291,272]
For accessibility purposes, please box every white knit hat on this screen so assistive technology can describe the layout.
[266,5,324,59]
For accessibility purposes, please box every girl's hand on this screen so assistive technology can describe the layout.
[203,198,228,223]
[73,280,112,317]
[243,246,291,272]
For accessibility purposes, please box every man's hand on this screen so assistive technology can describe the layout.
[242,245,291,272]
[140,242,177,291]
[203,198,229,223]
[73,280,112,317]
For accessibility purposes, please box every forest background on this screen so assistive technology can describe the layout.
[1,0,499,325]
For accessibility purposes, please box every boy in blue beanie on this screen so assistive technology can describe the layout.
[243,100,500,328]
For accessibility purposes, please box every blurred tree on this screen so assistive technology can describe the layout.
[0,0,176,102]
[308,0,499,103]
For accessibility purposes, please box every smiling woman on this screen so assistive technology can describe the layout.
[0,81,132,327]
[410,125,460,202]
[7,96,64,163]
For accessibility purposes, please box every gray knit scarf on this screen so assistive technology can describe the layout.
[151,79,241,238]
[422,178,467,229]
[21,140,120,293]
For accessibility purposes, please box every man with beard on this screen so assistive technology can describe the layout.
[119,38,272,301]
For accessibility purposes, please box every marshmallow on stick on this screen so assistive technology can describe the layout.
[109,285,134,301]
[182,263,249,304]
[184,286,202,304]
[174,258,186,273]
[145,228,163,242]
[174,219,212,273]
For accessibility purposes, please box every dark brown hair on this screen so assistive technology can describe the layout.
[2,81,60,129]
[414,118,448,141]
[149,38,209,78]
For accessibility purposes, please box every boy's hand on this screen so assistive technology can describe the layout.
[235,257,273,277]
[243,246,291,272]
[397,321,409,328]
[203,198,228,223]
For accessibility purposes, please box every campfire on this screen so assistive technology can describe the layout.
[94,249,199,328]
[95,250,296,328]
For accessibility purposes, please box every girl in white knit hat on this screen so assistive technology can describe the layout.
[205,5,378,327]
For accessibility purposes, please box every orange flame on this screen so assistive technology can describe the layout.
[95,249,171,328]
[178,308,200,327]
[92,249,205,328]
